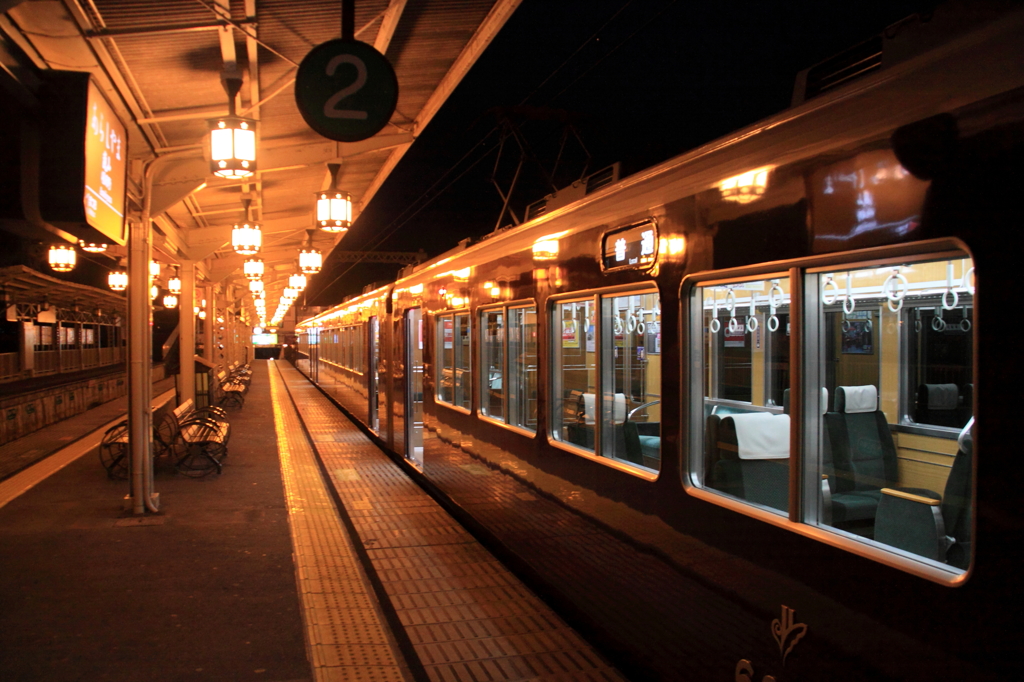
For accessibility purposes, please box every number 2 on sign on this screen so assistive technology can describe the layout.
[324,54,368,120]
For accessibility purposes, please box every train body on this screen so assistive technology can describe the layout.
[295,9,1024,680]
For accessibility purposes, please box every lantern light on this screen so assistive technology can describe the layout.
[168,269,181,295]
[79,241,108,253]
[299,247,322,274]
[48,244,76,272]
[289,273,307,291]
[207,72,256,179]
[149,260,161,278]
[232,222,261,255]
[108,270,128,291]
[163,293,178,309]
[151,284,159,300]
[283,287,299,300]
[243,258,264,280]
[316,191,352,232]
[249,279,264,294]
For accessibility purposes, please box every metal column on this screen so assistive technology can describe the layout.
[179,261,196,403]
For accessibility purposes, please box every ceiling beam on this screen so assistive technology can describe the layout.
[374,0,408,55]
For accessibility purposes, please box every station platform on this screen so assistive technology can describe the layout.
[0,360,626,682]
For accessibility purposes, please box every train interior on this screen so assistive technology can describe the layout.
[694,255,974,569]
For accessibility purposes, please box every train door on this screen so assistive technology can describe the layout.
[369,316,379,432]
[405,308,424,468]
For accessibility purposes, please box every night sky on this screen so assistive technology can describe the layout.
[306,0,932,304]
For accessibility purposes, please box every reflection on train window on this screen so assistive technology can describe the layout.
[693,276,791,513]
[552,290,661,472]
[478,305,537,431]
[805,256,974,571]
[436,312,470,410]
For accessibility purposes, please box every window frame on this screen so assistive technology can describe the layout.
[680,238,975,585]
[548,284,662,481]
[435,309,472,414]
[477,299,538,436]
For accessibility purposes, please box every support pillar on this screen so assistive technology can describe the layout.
[128,216,155,514]
[179,261,196,404]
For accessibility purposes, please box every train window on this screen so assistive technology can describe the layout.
[690,276,792,513]
[480,309,505,421]
[507,306,538,431]
[436,312,471,410]
[552,290,661,472]
[803,255,974,572]
[478,305,537,431]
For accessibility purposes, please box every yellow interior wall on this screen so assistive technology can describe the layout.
[893,432,957,491]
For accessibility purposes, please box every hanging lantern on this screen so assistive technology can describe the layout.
[249,279,264,294]
[243,258,264,280]
[289,273,307,291]
[168,270,181,295]
[149,260,161,278]
[108,270,128,291]
[316,191,352,232]
[208,117,257,178]
[79,241,108,253]
[163,293,178,309]
[231,222,261,255]
[48,244,76,272]
[150,284,159,300]
[283,287,298,301]
[299,247,322,274]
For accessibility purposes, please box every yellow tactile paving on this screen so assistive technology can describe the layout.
[274,364,628,682]
[268,362,409,682]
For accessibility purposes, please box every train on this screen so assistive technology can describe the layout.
[293,7,1024,681]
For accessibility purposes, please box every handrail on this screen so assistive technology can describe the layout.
[627,400,661,422]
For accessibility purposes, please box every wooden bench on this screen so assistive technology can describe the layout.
[168,398,231,477]
[215,369,247,409]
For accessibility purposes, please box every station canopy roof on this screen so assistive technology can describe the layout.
[2,0,520,318]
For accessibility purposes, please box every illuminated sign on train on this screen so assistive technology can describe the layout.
[601,219,658,272]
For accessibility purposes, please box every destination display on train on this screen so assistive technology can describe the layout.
[83,79,127,244]
[601,220,658,271]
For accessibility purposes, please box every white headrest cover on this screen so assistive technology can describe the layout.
[729,412,790,460]
[840,385,877,414]
[581,393,595,424]
[581,393,627,424]
[820,387,829,415]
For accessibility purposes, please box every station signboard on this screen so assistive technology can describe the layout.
[38,72,128,245]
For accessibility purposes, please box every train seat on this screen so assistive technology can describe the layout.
[916,383,961,427]
[874,418,973,568]
[823,385,899,527]
[710,412,790,512]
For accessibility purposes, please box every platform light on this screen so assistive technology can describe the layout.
[719,166,773,203]
[232,222,261,255]
[248,279,264,294]
[283,287,299,301]
[299,247,322,274]
[207,71,256,179]
[316,191,352,233]
[243,258,264,280]
[162,293,178,309]
[108,270,128,291]
[79,241,108,253]
[48,244,76,272]
[289,273,307,291]
[151,284,159,300]
[167,268,181,295]
[149,260,161,279]
[532,237,559,261]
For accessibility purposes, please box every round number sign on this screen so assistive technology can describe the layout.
[295,39,398,143]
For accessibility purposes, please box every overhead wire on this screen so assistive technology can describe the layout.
[312,0,644,299]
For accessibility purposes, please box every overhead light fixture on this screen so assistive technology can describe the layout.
[243,258,264,280]
[48,244,77,272]
[108,270,128,291]
[150,260,161,279]
[232,222,261,255]
[168,268,181,295]
[208,69,256,179]
[150,284,159,300]
[289,272,307,291]
[163,293,178,309]
[316,163,351,233]
[719,166,773,204]
[79,241,108,253]
[248,279,264,294]
[299,229,322,274]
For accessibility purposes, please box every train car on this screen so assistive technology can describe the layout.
[296,7,1023,680]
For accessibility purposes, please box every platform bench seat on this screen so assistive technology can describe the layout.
[169,398,230,477]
